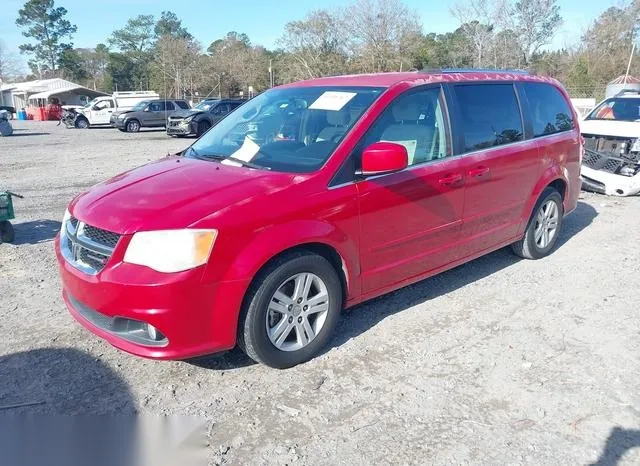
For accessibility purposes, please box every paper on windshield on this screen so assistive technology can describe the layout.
[222,136,260,167]
[309,91,357,111]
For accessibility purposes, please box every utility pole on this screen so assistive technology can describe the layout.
[624,42,636,84]
[269,59,274,88]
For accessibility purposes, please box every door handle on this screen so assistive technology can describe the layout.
[438,173,464,186]
[468,166,490,177]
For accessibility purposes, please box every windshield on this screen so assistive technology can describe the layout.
[186,87,384,173]
[587,97,640,122]
[131,101,150,111]
[194,100,218,111]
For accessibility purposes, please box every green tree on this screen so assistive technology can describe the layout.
[108,15,156,90]
[514,0,562,64]
[104,52,138,92]
[15,0,77,76]
[155,11,192,40]
[58,47,88,82]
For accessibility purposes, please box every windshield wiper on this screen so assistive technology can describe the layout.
[188,147,268,170]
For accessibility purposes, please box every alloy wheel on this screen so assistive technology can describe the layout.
[534,200,559,249]
[265,272,330,352]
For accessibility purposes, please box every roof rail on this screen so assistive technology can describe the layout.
[420,67,530,75]
[615,88,640,97]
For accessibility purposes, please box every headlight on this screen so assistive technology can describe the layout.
[631,138,640,153]
[60,209,71,234]
[182,117,193,124]
[123,229,217,273]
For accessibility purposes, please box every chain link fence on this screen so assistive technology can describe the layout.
[565,84,607,101]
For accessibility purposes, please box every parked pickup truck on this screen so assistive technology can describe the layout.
[73,91,159,128]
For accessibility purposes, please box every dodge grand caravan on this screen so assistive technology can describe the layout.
[56,70,582,368]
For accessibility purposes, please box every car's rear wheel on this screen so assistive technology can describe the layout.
[238,251,343,368]
[126,120,140,133]
[196,121,210,138]
[75,117,89,129]
[512,187,564,259]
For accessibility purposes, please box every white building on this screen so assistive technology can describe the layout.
[0,78,107,110]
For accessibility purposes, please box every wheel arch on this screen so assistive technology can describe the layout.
[521,165,569,229]
[250,242,350,307]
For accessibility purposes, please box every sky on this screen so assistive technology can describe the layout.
[0,0,622,74]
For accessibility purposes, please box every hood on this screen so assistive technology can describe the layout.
[112,109,134,118]
[169,109,203,119]
[70,157,294,234]
[580,119,640,139]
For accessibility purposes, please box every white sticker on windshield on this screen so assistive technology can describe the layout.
[222,136,260,167]
[309,91,357,111]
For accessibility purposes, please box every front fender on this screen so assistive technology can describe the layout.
[212,220,360,297]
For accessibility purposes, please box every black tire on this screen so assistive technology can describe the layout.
[126,120,140,133]
[512,187,564,259]
[75,117,89,129]
[237,251,343,368]
[0,221,15,243]
[196,120,210,138]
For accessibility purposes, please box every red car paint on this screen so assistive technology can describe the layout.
[56,71,582,360]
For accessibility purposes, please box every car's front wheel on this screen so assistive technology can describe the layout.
[126,120,140,133]
[238,251,343,368]
[75,117,89,129]
[512,187,564,259]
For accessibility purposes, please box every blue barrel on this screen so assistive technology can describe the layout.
[17,110,27,120]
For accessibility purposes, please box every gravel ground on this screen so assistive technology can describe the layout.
[1,120,639,465]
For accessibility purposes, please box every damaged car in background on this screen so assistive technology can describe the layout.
[580,90,640,196]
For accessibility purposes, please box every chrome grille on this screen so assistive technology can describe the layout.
[83,224,120,249]
[60,216,121,275]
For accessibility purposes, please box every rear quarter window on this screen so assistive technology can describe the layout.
[522,82,574,137]
[452,84,524,153]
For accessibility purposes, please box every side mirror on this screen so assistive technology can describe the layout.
[143,107,150,112]
[361,142,408,176]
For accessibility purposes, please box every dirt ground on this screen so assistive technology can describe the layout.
[1,120,639,465]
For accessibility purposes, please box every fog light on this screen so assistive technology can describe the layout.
[146,323,165,341]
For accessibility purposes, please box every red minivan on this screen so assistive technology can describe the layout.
[56,70,582,368]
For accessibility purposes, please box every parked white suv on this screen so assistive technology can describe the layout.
[580,89,640,196]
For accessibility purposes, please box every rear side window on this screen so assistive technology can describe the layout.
[149,102,165,111]
[175,101,189,109]
[522,83,574,137]
[211,104,230,115]
[452,84,524,153]
[165,102,175,111]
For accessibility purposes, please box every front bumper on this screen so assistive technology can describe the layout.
[111,117,126,129]
[580,165,640,197]
[166,120,194,135]
[55,235,250,360]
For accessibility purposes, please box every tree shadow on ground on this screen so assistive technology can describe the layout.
[590,427,640,465]
[327,200,598,352]
[4,132,51,137]
[10,220,61,245]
